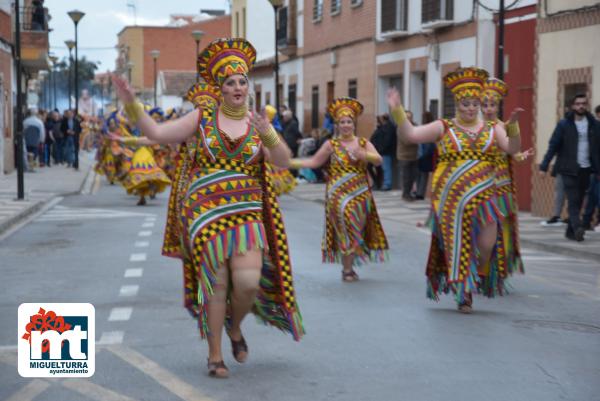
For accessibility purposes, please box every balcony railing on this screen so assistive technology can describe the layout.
[19,5,49,32]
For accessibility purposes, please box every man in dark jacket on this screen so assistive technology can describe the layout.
[370,114,396,190]
[281,110,302,157]
[60,109,82,168]
[540,93,600,241]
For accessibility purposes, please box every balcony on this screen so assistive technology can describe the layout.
[421,0,453,30]
[276,4,298,57]
[20,6,51,72]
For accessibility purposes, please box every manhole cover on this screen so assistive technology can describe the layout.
[513,320,600,334]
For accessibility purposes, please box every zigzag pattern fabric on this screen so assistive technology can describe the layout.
[177,107,304,340]
[121,146,171,197]
[426,119,519,303]
[322,138,388,266]
[94,137,119,183]
[266,163,297,196]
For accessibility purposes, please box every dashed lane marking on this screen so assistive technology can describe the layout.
[129,253,147,262]
[98,331,125,345]
[138,231,152,237]
[124,268,143,278]
[119,285,140,297]
[108,307,133,322]
[142,222,155,228]
[134,241,150,248]
[61,378,138,401]
[4,379,50,401]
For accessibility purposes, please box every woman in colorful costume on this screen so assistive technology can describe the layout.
[94,113,121,185]
[289,97,389,282]
[387,67,522,313]
[263,104,297,196]
[112,109,171,206]
[480,78,532,279]
[161,82,221,321]
[113,38,304,378]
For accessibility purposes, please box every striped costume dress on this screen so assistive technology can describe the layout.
[322,138,388,266]
[120,144,171,197]
[94,137,118,183]
[179,107,304,340]
[426,119,515,303]
[493,120,524,277]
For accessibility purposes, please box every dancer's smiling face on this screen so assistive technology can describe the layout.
[456,97,481,123]
[481,98,499,121]
[338,116,355,137]
[221,74,248,108]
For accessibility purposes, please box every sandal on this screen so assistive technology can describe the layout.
[457,293,473,314]
[342,270,359,282]
[227,331,248,363]
[207,359,229,378]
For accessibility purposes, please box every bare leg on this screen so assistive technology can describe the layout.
[206,263,229,369]
[341,254,358,281]
[477,223,498,273]
[228,249,262,362]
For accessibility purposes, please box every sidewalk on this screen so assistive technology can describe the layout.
[288,182,600,262]
[0,151,96,237]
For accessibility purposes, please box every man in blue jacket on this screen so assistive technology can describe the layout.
[540,93,600,241]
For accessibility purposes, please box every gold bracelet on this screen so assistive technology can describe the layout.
[365,152,379,164]
[260,125,281,148]
[506,121,520,138]
[123,137,139,146]
[124,101,144,125]
[289,159,303,170]
[391,105,407,125]
[514,152,525,162]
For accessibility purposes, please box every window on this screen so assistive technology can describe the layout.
[422,0,453,23]
[242,7,246,38]
[381,0,408,33]
[277,7,288,45]
[442,86,454,118]
[288,84,297,117]
[311,85,319,128]
[348,79,357,99]
[313,0,323,22]
[327,81,335,105]
[351,0,363,7]
[235,12,239,36]
[331,0,341,15]
[255,91,262,112]
[266,92,271,106]
[277,84,283,110]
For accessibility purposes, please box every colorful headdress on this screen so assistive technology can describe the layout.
[481,77,508,102]
[327,97,364,122]
[148,107,164,122]
[198,38,257,87]
[165,108,178,120]
[186,82,221,110]
[443,67,489,100]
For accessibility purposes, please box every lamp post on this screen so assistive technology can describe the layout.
[49,55,58,110]
[65,40,75,110]
[15,0,25,199]
[68,9,85,170]
[268,0,283,113]
[191,30,204,82]
[150,50,160,107]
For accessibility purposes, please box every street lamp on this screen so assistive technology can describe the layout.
[65,40,75,110]
[268,0,283,113]
[68,9,84,170]
[49,55,58,110]
[150,49,160,107]
[15,0,24,199]
[191,30,204,82]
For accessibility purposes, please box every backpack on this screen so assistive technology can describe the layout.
[24,124,41,147]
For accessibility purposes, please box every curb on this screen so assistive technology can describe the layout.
[0,164,94,240]
[288,192,600,263]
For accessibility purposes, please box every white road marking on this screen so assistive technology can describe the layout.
[61,378,137,401]
[4,379,50,401]
[98,331,125,345]
[108,307,133,322]
[145,216,157,222]
[134,241,150,248]
[124,268,143,278]
[138,230,152,237]
[119,285,139,297]
[129,253,147,262]
[142,222,155,228]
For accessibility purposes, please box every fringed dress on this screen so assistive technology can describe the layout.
[121,144,171,197]
[179,107,304,340]
[322,138,389,266]
[94,137,119,183]
[426,119,520,304]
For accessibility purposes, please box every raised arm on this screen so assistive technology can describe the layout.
[112,75,199,144]
[351,141,383,167]
[251,112,292,168]
[290,140,334,170]
[386,87,444,144]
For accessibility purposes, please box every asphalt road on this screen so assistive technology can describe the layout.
[1,178,599,401]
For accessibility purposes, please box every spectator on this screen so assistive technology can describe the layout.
[51,111,64,164]
[60,109,81,167]
[323,112,334,136]
[595,104,600,121]
[370,114,396,190]
[30,0,46,31]
[282,110,302,157]
[23,108,45,169]
[539,93,600,241]
[414,112,436,200]
[43,110,55,166]
[395,110,419,201]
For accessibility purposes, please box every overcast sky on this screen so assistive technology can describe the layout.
[47,0,230,72]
